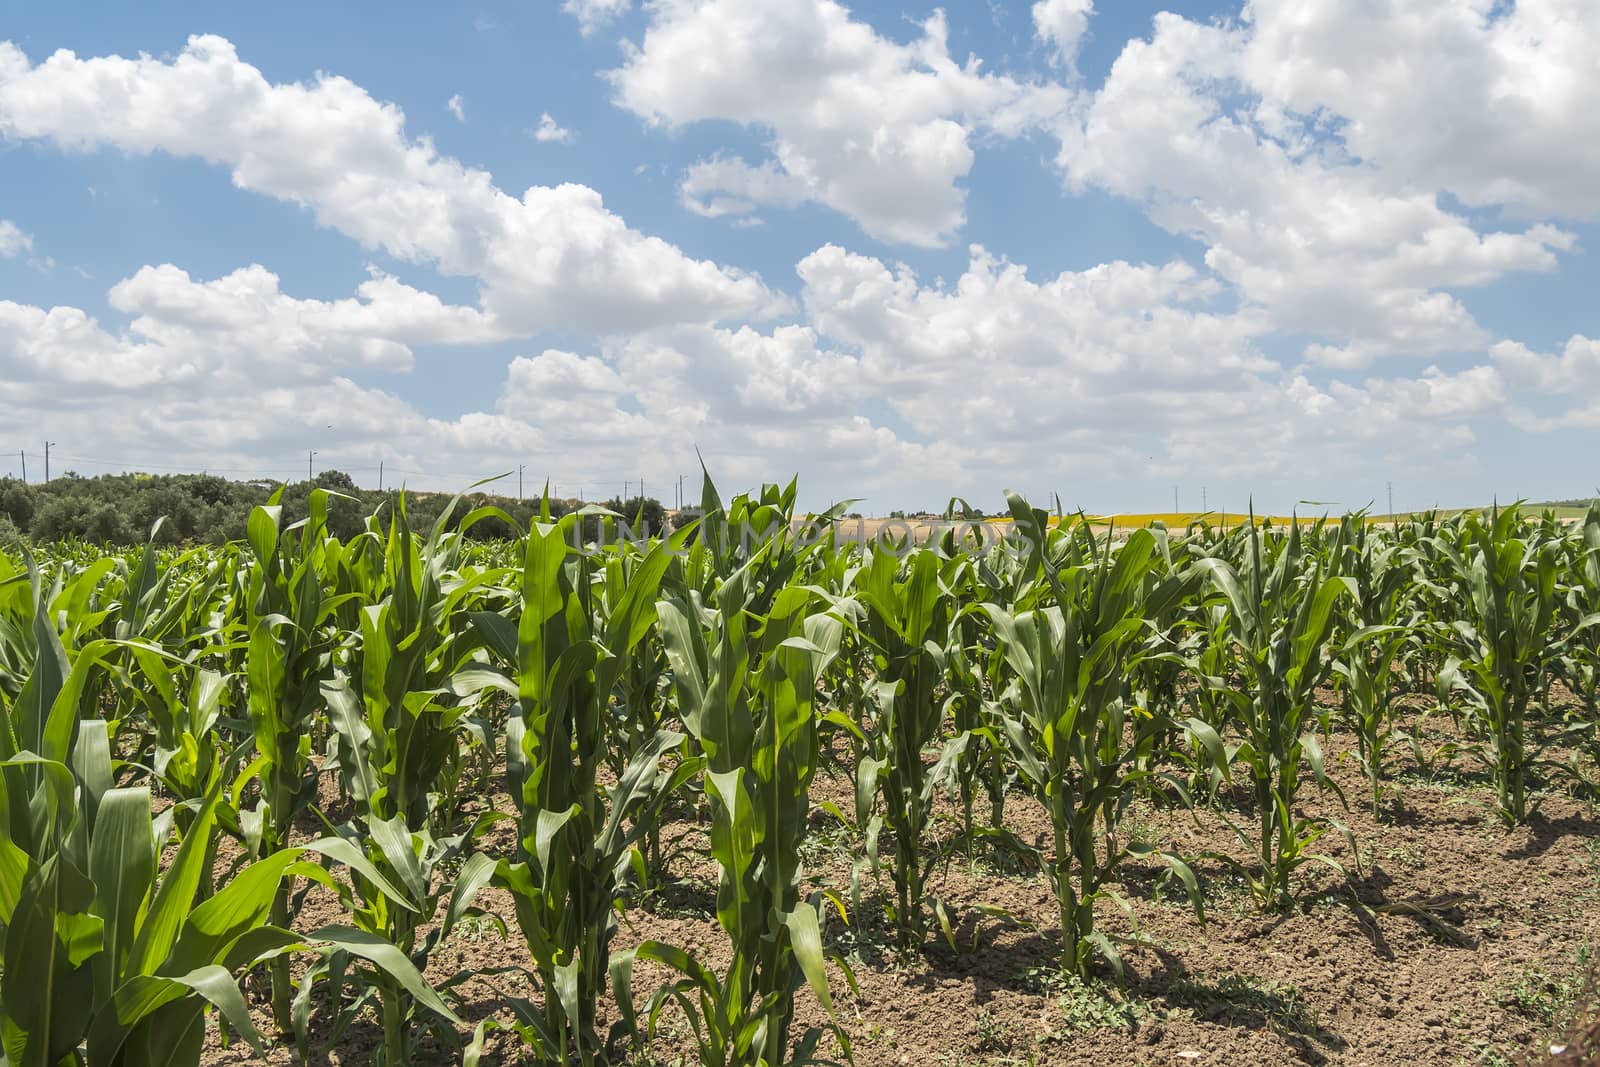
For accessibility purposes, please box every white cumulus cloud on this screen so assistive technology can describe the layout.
[609,0,1071,247]
[0,36,784,334]
[1051,11,1578,366]
[532,112,573,143]
[563,0,631,37]
[1033,0,1094,70]
[0,219,30,258]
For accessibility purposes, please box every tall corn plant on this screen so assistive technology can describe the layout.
[0,559,445,1066]
[1124,524,1198,797]
[1186,513,1358,910]
[1557,503,1600,793]
[593,543,685,884]
[1429,505,1595,823]
[644,560,844,1066]
[318,495,510,1064]
[940,567,1002,844]
[1328,517,1419,816]
[941,530,1028,848]
[242,487,358,1029]
[850,545,967,951]
[633,477,846,1067]
[452,506,697,1066]
[982,494,1198,978]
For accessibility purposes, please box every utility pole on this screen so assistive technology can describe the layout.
[378,460,384,492]
[308,450,316,482]
[640,477,645,503]
[518,464,525,501]
[18,450,25,484]
[45,441,54,483]
[1387,480,1394,519]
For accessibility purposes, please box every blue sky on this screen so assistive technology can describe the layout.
[2,0,1598,514]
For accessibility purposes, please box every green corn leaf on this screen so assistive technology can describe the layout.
[303,924,462,1026]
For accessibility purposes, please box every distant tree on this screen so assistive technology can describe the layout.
[29,498,78,542]
[315,469,360,492]
[581,496,665,543]
[84,502,129,544]
[7,470,566,546]
[612,496,666,535]
[188,473,236,506]
[30,497,128,543]
[0,479,33,529]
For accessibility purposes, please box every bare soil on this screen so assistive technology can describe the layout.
[201,709,1600,1066]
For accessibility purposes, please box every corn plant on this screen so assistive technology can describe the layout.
[241,488,355,1029]
[982,494,1199,978]
[1551,502,1600,794]
[451,506,697,1066]
[0,562,448,1067]
[314,495,516,1065]
[1125,524,1198,800]
[849,545,968,950]
[1429,505,1597,823]
[634,483,846,1067]
[941,565,1006,845]
[594,542,686,884]
[1329,517,1420,816]
[1185,513,1359,910]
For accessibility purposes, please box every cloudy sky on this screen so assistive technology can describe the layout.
[2,1,1597,514]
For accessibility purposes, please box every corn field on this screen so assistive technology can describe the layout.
[3,477,1600,1066]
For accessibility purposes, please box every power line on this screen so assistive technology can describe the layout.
[47,452,309,475]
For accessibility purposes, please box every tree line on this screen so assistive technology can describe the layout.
[0,470,666,546]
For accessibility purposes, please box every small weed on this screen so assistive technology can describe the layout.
[635,875,718,921]
[620,1049,694,1067]
[1020,966,1143,1033]
[824,892,921,972]
[973,1007,1010,1052]
[1583,840,1600,894]
[1498,950,1589,1027]
[1120,818,1163,852]
[447,912,506,943]
[1383,843,1426,871]
[861,1021,898,1047]
[1469,1041,1517,1067]
[798,818,858,868]
[1143,858,1250,914]
[1166,972,1320,1037]
[947,823,1041,881]
[620,1016,697,1067]
[1196,871,1256,918]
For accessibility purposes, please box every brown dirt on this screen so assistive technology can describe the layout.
[198,710,1600,1066]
